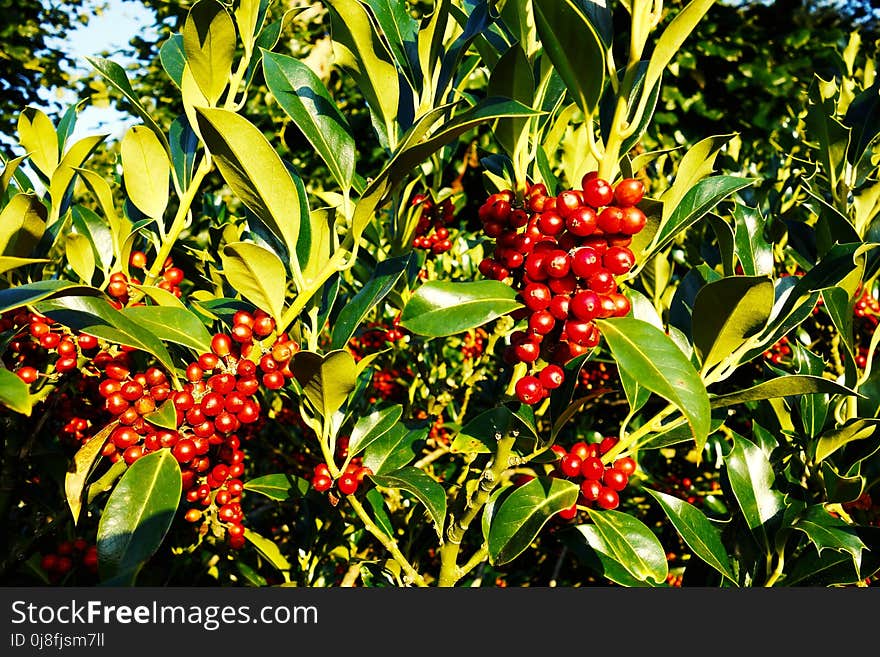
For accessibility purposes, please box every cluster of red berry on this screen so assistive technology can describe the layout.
[409,194,454,254]
[460,327,488,360]
[39,539,98,582]
[551,437,636,514]
[854,285,879,369]
[2,310,100,383]
[476,173,648,405]
[93,310,296,548]
[106,253,184,307]
[309,459,372,496]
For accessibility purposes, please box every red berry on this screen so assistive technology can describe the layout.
[613,178,645,207]
[603,467,629,491]
[515,376,545,405]
[558,502,578,520]
[582,177,614,207]
[580,456,604,481]
[539,364,565,390]
[337,474,359,495]
[559,453,582,477]
[16,366,38,384]
[620,206,647,235]
[211,333,232,357]
[603,246,635,276]
[614,457,637,476]
[596,487,620,510]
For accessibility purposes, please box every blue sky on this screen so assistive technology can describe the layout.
[58,0,158,142]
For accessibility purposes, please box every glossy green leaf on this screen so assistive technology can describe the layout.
[733,203,774,276]
[0,280,99,315]
[649,176,756,258]
[85,56,170,154]
[692,275,774,373]
[710,375,859,409]
[370,467,446,540]
[183,0,236,105]
[844,77,880,166]
[97,449,182,582]
[143,399,178,431]
[400,280,521,337]
[17,107,58,178]
[65,233,95,283]
[244,528,292,573]
[195,107,301,260]
[568,523,654,587]
[805,91,850,196]
[365,488,395,538]
[0,256,49,275]
[0,367,32,416]
[487,476,579,565]
[121,125,170,220]
[0,193,46,257]
[71,205,113,271]
[160,34,186,88]
[452,406,517,454]
[582,508,668,584]
[243,473,310,501]
[364,0,419,82]
[325,0,400,143]
[348,404,403,457]
[65,421,117,524]
[363,420,430,476]
[221,241,287,321]
[532,0,605,117]
[487,41,535,159]
[34,295,175,373]
[815,419,880,464]
[262,51,355,192]
[119,306,211,355]
[596,317,711,452]
[644,487,737,584]
[76,168,129,261]
[641,0,717,119]
[792,504,866,567]
[291,350,358,420]
[331,253,412,349]
[48,134,107,220]
[1,154,28,195]
[723,434,784,553]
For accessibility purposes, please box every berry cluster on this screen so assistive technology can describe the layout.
[1,310,100,382]
[476,173,648,405]
[93,309,296,548]
[309,459,372,496]
[106,254,185,307]
[39,539,98,582]
[551,437,636,515]
[460,327,488,360]
[410,194,454,254]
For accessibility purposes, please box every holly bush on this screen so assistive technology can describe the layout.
[1,0,879,588]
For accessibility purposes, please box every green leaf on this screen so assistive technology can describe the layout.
[48,135,107,220]
[710,375,859,409]
[194,107,302,262]
[183,0,236,105]
[325,0,400,144]
[0,257,49,276]
[0,367,32,416]
[0,193,47,257]
[691,275,774,373]
[121,125,170,220]
[644,487,737,584]
[160,34,186,88]
[723,434,784,553]
[532,0,605,117]
[369,467,446,540]
[291,350,358,419]
[844,77,880,166]
[363,0,419,83]
[649,176,756,258]
[487,476,579,566]
[792,504,866,568]
[221,241,287,322]
[143,399,178,431]
[85,56,170,154]
[452,406,517,454]
[596,317,711,453]
[120,305,212,355]
[365,488,395,538]
[244,528,291,573]
[17,107,58,178]
[243,473,310,501]
[363,420,430,476]
[34,296,175,373]
[65,421,117,523]
[815,419,880,464]
[581,508,668,584]
[732,204,774,276]
[805,90,851,196]
[348,404,403,458]
[0,280,100,315]
[71,205,113,271]
[400,280,521,337]
[331,253,412,349]
[487,41,535,159]
[65,233,95,283]
[97,449,181,582]
[641,0,717,117]
[262,51,356,192]
[567,523,655,587]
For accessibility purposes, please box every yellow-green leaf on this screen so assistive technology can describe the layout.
[0,193,47,257]
[18,107,58,178]
[183,0,236,105]
[221,241,287,321]
[121,125,171,220]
